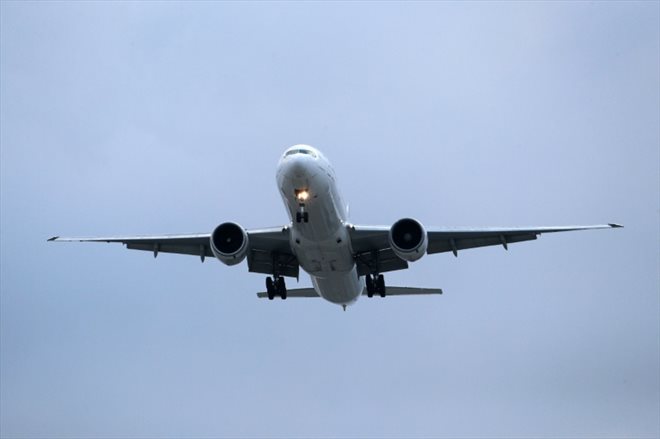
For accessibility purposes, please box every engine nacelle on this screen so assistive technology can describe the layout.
[210,222,249,266]
[388,218,428,262]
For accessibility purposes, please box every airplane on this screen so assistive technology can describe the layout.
[49,144,622,310]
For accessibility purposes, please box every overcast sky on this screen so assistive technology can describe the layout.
[1,1,658,438]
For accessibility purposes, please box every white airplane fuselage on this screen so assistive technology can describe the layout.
[276,145,362,306]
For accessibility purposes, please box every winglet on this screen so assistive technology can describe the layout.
[47,236,59,242]
[608,223,624,228]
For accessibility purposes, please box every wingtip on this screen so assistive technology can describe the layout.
[608,223,624,228]
[47,236,59,242]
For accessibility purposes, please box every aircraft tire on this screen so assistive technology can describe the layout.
[377,274,386,298]
[366,275,374,298]
[276,277,287,299]
[266,277,275,300]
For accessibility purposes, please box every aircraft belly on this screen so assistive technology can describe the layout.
[294,236,361,305]
[312,268,362,305]
[299,244,347,271]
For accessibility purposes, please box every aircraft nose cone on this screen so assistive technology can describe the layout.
[283,156,312,179]
[290,159,309,178]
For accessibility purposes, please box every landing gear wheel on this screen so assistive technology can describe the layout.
[296,212,302,223]
[276,277,287,300]
[377,274,386,298]
[366,275,374,298]
[266,277,275,300]
[303,212,309,223]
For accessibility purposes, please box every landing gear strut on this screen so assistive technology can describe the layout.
[366,274,386,298]
[296,205,309,223]
[266,276,287,300]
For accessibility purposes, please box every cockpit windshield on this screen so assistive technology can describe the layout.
[284,148,317,158]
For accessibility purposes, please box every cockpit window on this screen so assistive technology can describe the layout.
[284,148,317,158]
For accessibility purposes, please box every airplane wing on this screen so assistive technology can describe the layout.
[349,223,622,276]
[256,286,442,298]
[48,226,300,278]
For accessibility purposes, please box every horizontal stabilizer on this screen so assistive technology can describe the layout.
[256,286,442,298]
[366,287,443,296]
[257,288,318,298]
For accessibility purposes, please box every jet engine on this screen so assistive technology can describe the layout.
[389,218,428,262]
[210,222,249,266]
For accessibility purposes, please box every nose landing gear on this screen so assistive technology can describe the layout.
[365,274,386,298]
[294,189,310,223]
[295,211,309,223]
[266,276,287,300]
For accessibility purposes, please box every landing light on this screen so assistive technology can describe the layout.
[296,190,309,202]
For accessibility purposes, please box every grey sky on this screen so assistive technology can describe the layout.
[1,1,658,438]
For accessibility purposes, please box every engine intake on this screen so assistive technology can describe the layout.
[210,222,249,266]
[389,218,428,262]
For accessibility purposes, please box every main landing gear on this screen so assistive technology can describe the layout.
[266,276,287,300]
[365,274,386,298]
